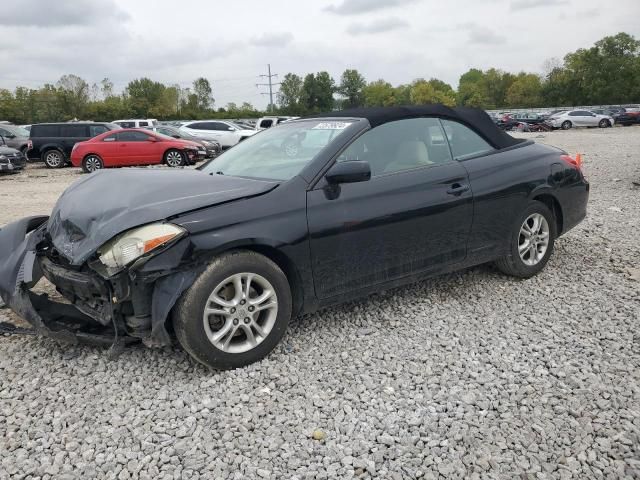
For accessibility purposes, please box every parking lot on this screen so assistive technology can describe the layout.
[1,127,639,479]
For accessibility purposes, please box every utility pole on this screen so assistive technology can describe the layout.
[256,64,280,113]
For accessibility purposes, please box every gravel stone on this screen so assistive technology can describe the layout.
[1,128,639,479]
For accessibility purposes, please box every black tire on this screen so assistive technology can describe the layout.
[598,119,611,128]
[172,250,292,370]
[494,200,557,278]
[561,121,572,130]
[42,149,65,168]
[82,154,104,173]
[164,149,185,167]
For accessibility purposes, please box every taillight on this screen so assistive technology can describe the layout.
[561,153,585,177]
[27,140,32,151]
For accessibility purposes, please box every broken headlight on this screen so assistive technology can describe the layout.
[98,223,186,271]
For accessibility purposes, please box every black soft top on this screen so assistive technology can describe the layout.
[306,104,523,150]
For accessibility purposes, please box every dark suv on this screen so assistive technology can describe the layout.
[28,122,121,168]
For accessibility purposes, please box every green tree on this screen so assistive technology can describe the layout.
[457,69,487,107]
[56,74,89,119]
[338,69,366,108]
[126,78,167,117]
[315,71,336,111]
[362,79,396,106]
[277,73,303,113]
[409,78,456,106]
[505,73,543,107]
[193,77,214,110]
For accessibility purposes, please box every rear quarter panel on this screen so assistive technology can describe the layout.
[462,142,569,263]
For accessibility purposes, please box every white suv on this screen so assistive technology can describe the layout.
[112,119,158,128]
[255,116,299,130]
[546,110,614,130]
[179,120,257,148]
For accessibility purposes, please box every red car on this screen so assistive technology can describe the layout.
[70,129,205,173]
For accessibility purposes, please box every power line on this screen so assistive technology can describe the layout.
[256,64,281,113]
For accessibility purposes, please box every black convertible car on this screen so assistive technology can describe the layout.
[0,106,589,369]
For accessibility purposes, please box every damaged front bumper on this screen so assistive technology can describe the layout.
[0,216,201,348]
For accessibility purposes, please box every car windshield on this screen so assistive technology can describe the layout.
[201,120,355,181]
[154,132,178,141]
[4,125,30,137]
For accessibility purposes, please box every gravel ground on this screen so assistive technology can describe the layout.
[1,127,639,479]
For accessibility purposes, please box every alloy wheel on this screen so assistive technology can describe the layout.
[166,150,183,167]
[45,151,62,168]
[518,213,550,266]
[203,273,278,354]
[85,155,102,172]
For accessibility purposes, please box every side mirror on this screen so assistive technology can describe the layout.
[172,134,181,138]
[325,161,371,184]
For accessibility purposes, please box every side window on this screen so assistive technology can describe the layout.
[35,125,61,137]
[440,119,493,160]
[260,119,273,128]
[338,117,453,176]
[117,131,151,142]
[60,125,87,137]
[139,121,149,127]
[89,125,108,137]
[187,122,205,130]
[568,111,580,117]
[103,133,117,142]
[158,127,174,136]
[118,121,135,128]
[210,122,232,131]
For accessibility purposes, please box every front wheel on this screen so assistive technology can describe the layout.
[173,251,292,369]
[164,149,185,167]
[494,201,557,278]
[82,154,104,173]
[598,119,611,128]
[561,121,572,130]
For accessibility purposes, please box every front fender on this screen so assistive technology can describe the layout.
[0,215,48,302]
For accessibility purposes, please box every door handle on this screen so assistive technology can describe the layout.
[447,183,470,195]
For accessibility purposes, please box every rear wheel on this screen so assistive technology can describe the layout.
[164,149,185,167]
[494,201,557,278]
[598,119,611,128]
[43,149,64,168]
[173,251,292,370]
[561,121,572,130]
[82,154,104,173]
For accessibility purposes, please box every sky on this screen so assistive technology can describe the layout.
[0,0,638,109]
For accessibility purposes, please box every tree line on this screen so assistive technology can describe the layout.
[0,32,637,125]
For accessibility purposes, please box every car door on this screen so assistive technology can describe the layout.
[116,131,151,165]
[60,124,89,157]
[99,132,119,165]
[306,117,473,299]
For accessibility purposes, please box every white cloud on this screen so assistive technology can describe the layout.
[249,33,294,48]
[0,0,637,109]
[325,0,419,15]
[347,18,409,35]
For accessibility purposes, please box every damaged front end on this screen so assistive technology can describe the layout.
[0,215,202,348]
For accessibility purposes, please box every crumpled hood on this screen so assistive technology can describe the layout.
[47,168,278,265]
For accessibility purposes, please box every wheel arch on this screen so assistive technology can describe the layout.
[159,239,306,329]
[233,244,305,317]
[40,145,66,160]
[531,192,563,236]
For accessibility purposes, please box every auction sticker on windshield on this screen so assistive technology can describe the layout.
[312,122,353,130]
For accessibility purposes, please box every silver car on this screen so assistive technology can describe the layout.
[0,124,30,153]
[547,110,614,130]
